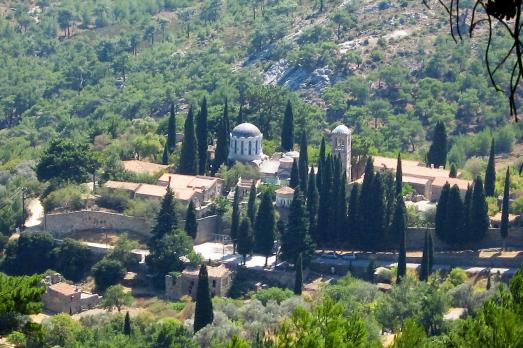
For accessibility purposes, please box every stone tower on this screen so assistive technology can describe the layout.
[331,124,352,182]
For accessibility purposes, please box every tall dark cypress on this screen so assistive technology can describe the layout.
[123,311,131,335]
[196,97,208,175]
[500,168,510,250]
[346,184,360,246]
[237,217,253,265]
[484,139,496,197]
[449,163,457,178]
[247,181,257,224]
[294,253,303,295]
[254,191,276,267]
[463,184,472,240]
[184,200,198,239]
[435,183,450,242]
[390,195,407,248]
[444,185,465,245]
[289,159,300,189]
[316,137,326,191]
[395,153,402,196]
[359,158,375,248]
[193,264,214,333]
[213,99,230,174]
[167,102,177,151]
[306,167,319,243]
[368,172,386,249]
[150,186,177,242]
[237,104,244,124]
[317,155,333,248]
[178,107,198,175]
[281,100,294,151]
[298,133,308,193]
[281,189,314,264]
[427,121,448,168]
[230,186,240,254]
[419,231,429,281]
[162,141,169,165]
[395,197,407,284]
[470,177,489,242]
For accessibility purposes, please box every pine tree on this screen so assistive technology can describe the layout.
[123,311,131,335]
[427,230,434,275]
[289,159,300,189]
[281,189,314,264]
[184,200,198,239]
[230,186,240,254]
[419,231,429,281]
[396,199,407,284]
[470,177,489,242]
[427,121,448,168]
[196,97,208,175]
[395,153,403,196]
[484,139,496,197]
[346,184,360,246]
[238,217,253,265]
[294,253,303,295]
[213,98,230,174]
[445,185,465,245]
[178,107,198,175]
[150,186,178,241]
[281,100,294,151]
[500,168,511,250]
[306,167,319,245]
[247,181,257,224]
[162,141,169,165]
[435,183,450,242]
[167,102,177,151]
[254,191,276,267]
[316,137,326,191]
[317,155,333,248]
[298,133,308,193]
[194,264,214,333]
[449,163,457,178]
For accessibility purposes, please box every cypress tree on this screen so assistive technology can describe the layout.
[294,253,303,295]
[390,195,407,248]
[445,185,465,245]
[449,163,457,178]
[298,133,308,193]
[162,141,169,165]
[317,155,333,248]
[427,230,434,275]
[359,157,375,249]
[333,169,347,245]
[213,98,230,174]
[193,264,214,333]
[396,198,407,284]
[230,187,240,254]
[346,184,360,246]
[123,311,131,335]
[470,177,489,242]
[463,184,472,240]
[254,191,276,267]
[184,200,198,239]
[419,231,429,281]
[247,181,257,224]
[316,137,326,191]
[328,156,343,245]
[178,107,198,175]
[435,183,450,242]
[368,172,386,249]
[196,97,208,175]
[500,168,510,250]
[167,102,177,151]
[281,189,314,264]
[395,153,402,196]
[150,186,177,241]
[306,167,319,244]
[281,100,294,151]
[484,139,496,197]
[289,159,300,189]
[427,121,448,168]
[237,104,244,124]
[237,217,253,265]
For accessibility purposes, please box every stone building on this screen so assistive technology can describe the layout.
[228,123,266,163]
[165,264,232,300]
[275,186,294,208]
[41,275,101,314]
[331,124,352,182]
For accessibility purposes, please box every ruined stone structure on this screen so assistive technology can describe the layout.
[165,264,232,300]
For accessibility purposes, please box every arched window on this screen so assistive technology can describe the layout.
[234,139,237,153]
[255,140,259,154]
[241,141,244,155]
[248,141,252,155]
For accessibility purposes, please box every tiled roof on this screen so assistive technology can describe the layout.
[276,186,295,195]
[48,283,78,296]
[432,177,471,191]
[182,264,230,278]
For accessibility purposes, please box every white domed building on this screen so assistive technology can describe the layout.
[228,123,266,163]
[331,124,352,182]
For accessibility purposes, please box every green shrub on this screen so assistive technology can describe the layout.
[252,287,294,305]
[42,185,86,213]
[96,188,131,212]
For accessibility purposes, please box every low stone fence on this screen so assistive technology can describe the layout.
[43,210,222,243]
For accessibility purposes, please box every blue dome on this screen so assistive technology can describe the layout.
[231,123,262,138]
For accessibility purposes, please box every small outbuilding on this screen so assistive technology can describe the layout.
[165,264,232,300]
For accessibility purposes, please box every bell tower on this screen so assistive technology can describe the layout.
[331,125,352,182]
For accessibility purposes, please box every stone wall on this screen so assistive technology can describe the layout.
[43,210,222,243]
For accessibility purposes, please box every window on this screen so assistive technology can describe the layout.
[255,140,259,154]
[234,140,237,153]
[248,141,252,155]
[212,280,216,288]
[241,141,244,155]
